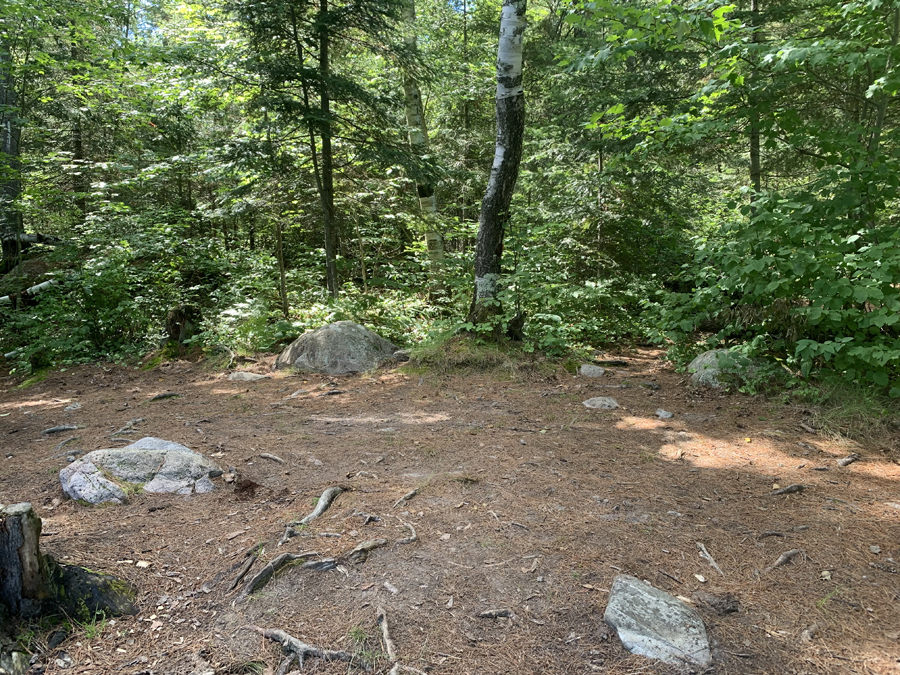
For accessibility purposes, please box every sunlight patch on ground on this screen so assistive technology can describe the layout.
[0,398,72,410]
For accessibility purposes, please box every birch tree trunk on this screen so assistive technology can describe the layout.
[401,0,443,263]
[466,0,526,331]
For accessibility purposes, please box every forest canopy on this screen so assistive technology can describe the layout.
[1,0,900,396]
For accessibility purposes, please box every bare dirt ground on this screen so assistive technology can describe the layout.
[1,350,899,675]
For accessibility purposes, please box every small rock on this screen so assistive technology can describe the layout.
[870,545,882,554]
[578,364,606,378]
[54,652,73,670]
[604,575,711,668]
[64,403,82,411]
[227,372,269,382]
[47,629,68,650]
[800,623,819,642]
[582,397,619,410]
[655,409,674,419]
[640,382,661,391]
[693,591,739,615]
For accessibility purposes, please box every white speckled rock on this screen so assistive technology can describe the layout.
[582,397,619,410]
[59,438,220,505]
[227,372,269,381]
[604,575,712,668]
[274,321,399,375]
[687,349,733,388]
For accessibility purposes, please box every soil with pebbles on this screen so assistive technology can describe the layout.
[1,351,899,675]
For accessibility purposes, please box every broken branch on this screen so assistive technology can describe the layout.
[696,542,725,577]
[259,452,285,464]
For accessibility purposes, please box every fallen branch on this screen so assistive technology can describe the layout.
[396,519,417,545]
[837,453,860,467]
[696,542,724,577]
[344,539,388,564]
[110,417,144,436]
[478,608,514,619]
[0,279,60,306]
[392,488,418,509]
[228,554,258,593]
[764,549,803,573]
[292,486,343,526]
[770,484,805,496]
[758,531,785,540]
[244,625,368,670]
[259,452,285,464]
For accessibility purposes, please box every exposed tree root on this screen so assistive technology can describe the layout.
[377,607,428,675]
[764,549,803,573]
[770,484,805,496]
[292,486,344,526]
[237,553,335,601]
[392,488,418,509]
[110,417,144,436]
[345,539,389,564]
[396,519,417,545]
[244,625,370,671]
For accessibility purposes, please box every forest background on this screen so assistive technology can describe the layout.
[2,0,900,414]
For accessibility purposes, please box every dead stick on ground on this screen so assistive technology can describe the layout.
[392,488,418,509]
[697,542,725,577]
[228,555,257,593]
[764,549,803,573]
[837,453,860,467]
[244,625,369,670]
[259,452,285,464]
[291,486,343,526]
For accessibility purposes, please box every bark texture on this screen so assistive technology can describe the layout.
[0,39,22,239]
[467,0,527,328]
[402,0,443,262]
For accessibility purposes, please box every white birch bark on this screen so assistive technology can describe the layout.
[467,0,526,327]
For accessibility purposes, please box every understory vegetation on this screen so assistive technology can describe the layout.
[1,0,900,412]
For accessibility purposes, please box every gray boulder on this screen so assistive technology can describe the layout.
[604,575,711,668]
[59,437,220,505]
[687,349,734,388]
[275,321,399,375]
[582,397,619,410]
[578,364,606,377]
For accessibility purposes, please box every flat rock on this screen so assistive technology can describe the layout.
[274,321,399,375]
[59,437,221,505]
[578,364,606,377]
[582,397,619,410]
[656,409,674,419]
[604,574,712,668]
[227,372,269,381]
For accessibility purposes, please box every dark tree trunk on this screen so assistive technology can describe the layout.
[0,39,22,240]
[320,0,339,298]
[467,0,527,333]
[748,0,761,207]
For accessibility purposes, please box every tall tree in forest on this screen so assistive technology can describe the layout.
[401,0,443,263]
[0,36,22,240]
[467,0,527,332]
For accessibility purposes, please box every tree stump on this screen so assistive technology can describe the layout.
[0,503,53,620]
[0,503,136,626]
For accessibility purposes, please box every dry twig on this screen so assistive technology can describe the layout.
[259,452,285,464]
[697,542,725,577]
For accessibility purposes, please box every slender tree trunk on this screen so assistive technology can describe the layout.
[401,0,443,263]
[71,37,88,224]
[275,219,289,318]
[748,0,761,207]
[466,0,527,331]
[320,0,339,298]
[0,38,22,239]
